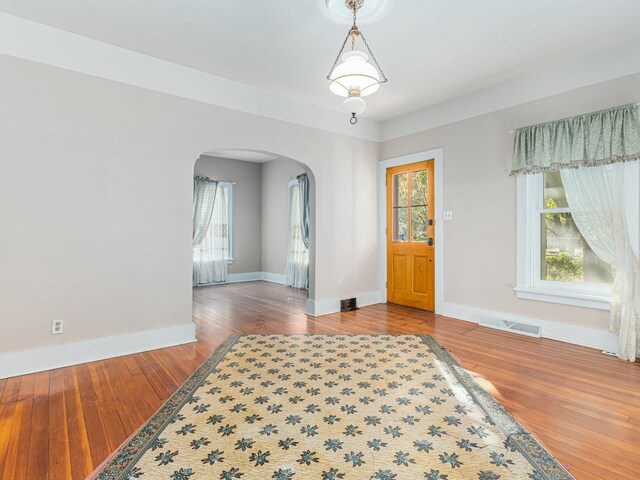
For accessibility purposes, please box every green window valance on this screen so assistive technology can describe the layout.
[511,103,640,175]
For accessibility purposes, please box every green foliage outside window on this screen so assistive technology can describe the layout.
[543,197,584,282]
[545,252,583,281]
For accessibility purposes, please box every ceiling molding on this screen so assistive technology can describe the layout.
[3,13,640,144]
[381,37,640,141]
[0,13,381,142]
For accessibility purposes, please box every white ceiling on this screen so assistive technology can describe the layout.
[2,0,640,122]
[202,150,280,163]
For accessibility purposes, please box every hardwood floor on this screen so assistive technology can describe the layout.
[1,281,639,479]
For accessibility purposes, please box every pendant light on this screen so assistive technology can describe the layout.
[327,0,388,124]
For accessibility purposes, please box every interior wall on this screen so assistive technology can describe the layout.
[6,44,633,357]
[381,73,640,332]
[261,159,306,276]
[194,155,262,274]
[0,54,379,354]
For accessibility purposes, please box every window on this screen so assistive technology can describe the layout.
[516,173,614,310]
[540,171,614,284]
[199,182,232,264]
[517,164,639,310]
[285,180,309,289]
[392,169,430,242]
[192,182,233,286]
[215,182,233,262]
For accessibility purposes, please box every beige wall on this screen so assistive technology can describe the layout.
[194,156,262,274]
[4,48,634,356]
[261,159,306,275]
[382,73,640,331]
[0,54,379,353]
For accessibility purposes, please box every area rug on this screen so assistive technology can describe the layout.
[92,334,574,480]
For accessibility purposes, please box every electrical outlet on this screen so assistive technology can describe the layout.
[443,210,453,221]
[52,319,63,335]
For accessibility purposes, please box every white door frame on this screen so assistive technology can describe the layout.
[378,148,444,313]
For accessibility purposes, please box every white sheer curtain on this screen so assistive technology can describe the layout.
[286,183,309,289]
[193,185,229,285]
[561,162,640,361]
[193,177,217,247]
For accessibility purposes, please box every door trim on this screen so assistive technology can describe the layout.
[378,148,444,313]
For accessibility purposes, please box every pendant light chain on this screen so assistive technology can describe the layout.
[360,32,387,82]
[326,31,352,80]
[351,5,357,50]
[326,2,388,83]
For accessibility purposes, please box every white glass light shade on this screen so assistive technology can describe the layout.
[329,50,380,97]
[343,95,366,115]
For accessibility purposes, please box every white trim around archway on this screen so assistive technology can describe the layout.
[378,148,444,314]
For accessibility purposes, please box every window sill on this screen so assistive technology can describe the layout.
[514,285,610,310]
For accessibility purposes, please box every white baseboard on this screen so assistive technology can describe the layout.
[0,322,197,379]
[201,275,619,352]
[439,301,618,353]
[260,272,287,285]
[226,272,262,283]
[224,272,286,285]
[307,290,382,317]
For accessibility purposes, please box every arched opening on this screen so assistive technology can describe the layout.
[191,149,316,315]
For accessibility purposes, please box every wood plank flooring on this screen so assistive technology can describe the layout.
[0,281,639,479]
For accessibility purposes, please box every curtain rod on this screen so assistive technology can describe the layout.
[508,100,640,133]
[284,174,306,182]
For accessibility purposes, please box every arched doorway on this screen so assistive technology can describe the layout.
[191,149,316,314]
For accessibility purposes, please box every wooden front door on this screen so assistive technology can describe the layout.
[386,160,435,311]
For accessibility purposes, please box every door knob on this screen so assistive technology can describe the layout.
[426,238,434,246]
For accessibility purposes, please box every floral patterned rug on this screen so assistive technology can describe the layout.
[93,334,574,480]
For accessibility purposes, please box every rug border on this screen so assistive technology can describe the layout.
[89,334,242,479]
[90,333,574,480]
[419,334,575,480]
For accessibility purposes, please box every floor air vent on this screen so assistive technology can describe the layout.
[479,315,541,338]
[340,298,358,312]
